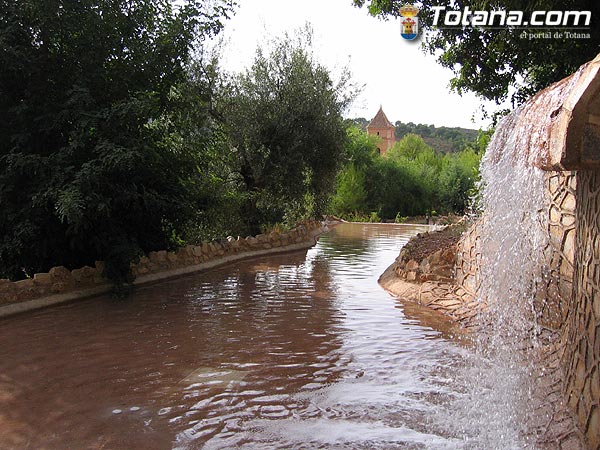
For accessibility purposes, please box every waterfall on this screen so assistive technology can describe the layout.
[438,104,552,449]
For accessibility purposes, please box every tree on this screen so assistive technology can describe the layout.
[438,149,481,213]
[344,125,381,168]
[331,164,368,214]
[0,0,232,283]
[354,0,600,105]
[386,133,434,161]
[222,29,353,233]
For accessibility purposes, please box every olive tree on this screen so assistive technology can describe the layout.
[222,30,354,233]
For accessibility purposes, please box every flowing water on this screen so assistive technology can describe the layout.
[438,98,556,449]
[0,223,516,449]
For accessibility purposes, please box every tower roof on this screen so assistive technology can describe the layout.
[367,106,394,129]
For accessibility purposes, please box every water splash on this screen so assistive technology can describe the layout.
[440,100,556,448]
[478,106,550,343]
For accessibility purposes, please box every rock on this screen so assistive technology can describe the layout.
[71,266,97,285]
[15,278,34,289]
[133,266,150,276]
[149,250,167,263]
[441,248,456,264]
[429,250,441,265]
[33,273,52,286]
[433,266,453,279]
[49,266,71,282]
[50,282,69,294]
[406,271,417,281]
[176,246,192,260]
[0,283,17,304]
[95,261,105,273]
[406,260,419,271]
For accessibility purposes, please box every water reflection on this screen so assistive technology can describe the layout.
[0,222,473,449]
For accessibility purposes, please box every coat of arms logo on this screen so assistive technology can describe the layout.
[400,5,420,41]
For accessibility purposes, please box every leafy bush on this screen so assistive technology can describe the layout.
[330,128,483,221]
[0,0,232,283]
[221,28,353,235]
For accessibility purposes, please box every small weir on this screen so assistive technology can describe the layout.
[0,222,508,450]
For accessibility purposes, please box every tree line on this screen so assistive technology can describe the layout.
[330,128,487,222]
[0,2,350,286]
[352,118,478,154]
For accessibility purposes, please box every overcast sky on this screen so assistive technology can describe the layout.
[219,0,495,130]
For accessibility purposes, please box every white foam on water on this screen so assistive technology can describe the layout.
[438,104,550,449]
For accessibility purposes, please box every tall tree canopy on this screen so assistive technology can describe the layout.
[0,0,232,282]
[221,31,353,233]
[354,0,600,105]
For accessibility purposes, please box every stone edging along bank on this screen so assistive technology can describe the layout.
[0,220,326,319]
[378,222,483,330]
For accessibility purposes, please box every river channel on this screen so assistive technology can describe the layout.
[0,223,479,449]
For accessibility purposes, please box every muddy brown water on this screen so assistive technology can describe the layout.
[0,223,474,449]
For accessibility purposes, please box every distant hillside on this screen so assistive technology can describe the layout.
[350,118,478,154]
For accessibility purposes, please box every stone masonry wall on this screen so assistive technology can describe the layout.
[379,225,481,329]
[380,169,588,447]
[0,220,325,318]
[450,170,596,449]
[538,171,578,332]
[454,219,482,297]
[563,170,600,450]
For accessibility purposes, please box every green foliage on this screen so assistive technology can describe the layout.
[0,7,354,287]
[0,0,232,282]
[354,0,600,105]
[344,211,381,223]
[345,126,381,166]
[386,133,434,160]
[330,128,483,221]
[394,121,478,153]
[331,164,368,215]
[394,213,408,223]
[222,28,352,234]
